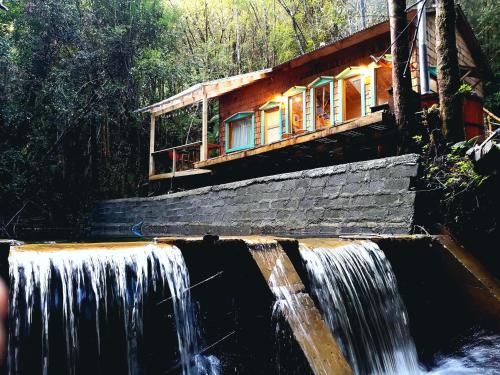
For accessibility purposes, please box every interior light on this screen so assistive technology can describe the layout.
[359,66,369,76]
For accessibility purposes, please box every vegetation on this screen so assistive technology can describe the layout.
[415,107,499,274]
[0,0,498,236]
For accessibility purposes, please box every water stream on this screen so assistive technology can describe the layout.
[8,243,219,375]
[426,330,500,374]
[300,240,421,375]
[5,239,499,375]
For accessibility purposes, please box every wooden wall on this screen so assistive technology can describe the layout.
[424,13,483,97]
[219,33,393,154]
[217,13,483,156]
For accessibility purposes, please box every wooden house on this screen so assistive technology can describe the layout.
[136,5,491,183]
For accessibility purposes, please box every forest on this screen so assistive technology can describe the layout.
[0,0,498,235]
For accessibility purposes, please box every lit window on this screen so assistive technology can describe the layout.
[283,86,306,135]
[289,94,304,133]
[375,67,392,106]
[308,76,334,129]
[345,76,362,120]
[336,67,367,122]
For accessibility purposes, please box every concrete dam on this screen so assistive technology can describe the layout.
[3,154,500,374]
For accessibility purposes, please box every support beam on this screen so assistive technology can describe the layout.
[247,239,352,375]
[172,149,177,176]
[149,114,156,177]
[201,90,208,161]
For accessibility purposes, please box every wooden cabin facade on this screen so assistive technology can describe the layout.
[137,6,491,183]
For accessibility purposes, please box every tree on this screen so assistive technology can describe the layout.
[387,0,417,154]
[436,0,465,143]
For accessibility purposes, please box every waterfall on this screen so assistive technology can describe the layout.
[8,243,219,375]
[300,240,421,375]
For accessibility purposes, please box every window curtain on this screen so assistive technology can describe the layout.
[231,117,252,149]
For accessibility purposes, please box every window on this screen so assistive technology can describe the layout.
[374,67,392,106]
[308,76,334,130]
[345,76,362,120]
[336,67,367,122]
[289,94,304,133]
[259,101,282,144]
[224,112,254,153]
[429,66,439,93]
[283,86,306,135]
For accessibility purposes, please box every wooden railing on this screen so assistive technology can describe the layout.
[150,141,223,178]
[152,141,202,176]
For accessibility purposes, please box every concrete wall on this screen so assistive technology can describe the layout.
[90,154,420,238]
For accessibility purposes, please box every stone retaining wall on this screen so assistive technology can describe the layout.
[90,154,420,237]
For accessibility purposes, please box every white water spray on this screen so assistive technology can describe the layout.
[8,243,219,375]
[300,241,421,375]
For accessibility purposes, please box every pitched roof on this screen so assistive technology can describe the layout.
[135,69,271,115]
[135,13,406,116]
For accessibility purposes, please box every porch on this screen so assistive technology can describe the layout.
[194,110,393,177]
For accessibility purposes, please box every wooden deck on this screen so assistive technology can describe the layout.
[149,168,211,181]
[195,110,390,170]
[149,111,392,182]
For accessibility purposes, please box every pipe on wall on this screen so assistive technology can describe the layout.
[418,1,430,94]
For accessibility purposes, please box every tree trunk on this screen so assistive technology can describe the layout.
[235,8,241,74]
[388,0,416,154]
[360,0,367,29]
[436,0,464,143]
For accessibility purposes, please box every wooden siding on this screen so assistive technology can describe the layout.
[425,13,483,97]
[219,34,394,156]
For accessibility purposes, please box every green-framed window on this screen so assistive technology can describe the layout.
[336,67,367,122]
[283,86,307,135]
[369,65,393,108]
[224,112,255,153]
[259,101,283,144]
[308,76,334,130]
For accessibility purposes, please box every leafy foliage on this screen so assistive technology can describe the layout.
[414,129,498,246]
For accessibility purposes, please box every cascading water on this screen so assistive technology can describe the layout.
[300,240,421,375]
[8,243,219,375]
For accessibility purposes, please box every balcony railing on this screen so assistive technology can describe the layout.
[151,141,222,178]
[152,141,202,176]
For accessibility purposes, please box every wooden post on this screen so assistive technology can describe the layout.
[436,0,465,143]
[172,149,176,176]
[149,114,156,177]
[201,89,208,161]
[388,0,417,154]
